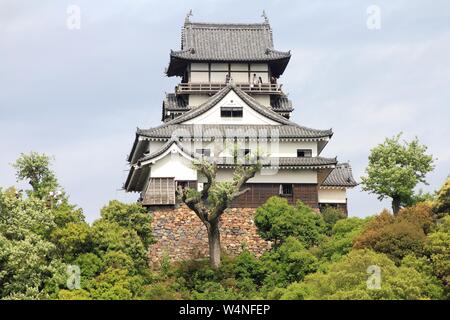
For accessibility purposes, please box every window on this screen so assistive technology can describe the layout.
[196,149,211,157]
[221,107,243,118]
[297,149,312,158]
[279,184,293,196]
[240,149,251,156]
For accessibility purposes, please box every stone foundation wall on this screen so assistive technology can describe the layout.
[148,205,271,267]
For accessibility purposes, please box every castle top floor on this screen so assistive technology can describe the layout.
[165,15,291,82]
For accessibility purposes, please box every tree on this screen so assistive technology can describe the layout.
[320,206,346,234]
[274,249,443,300]
[397,202,434,234]
[100,200,153,247]
[254,197,326,247]
[179,159,261,268]
[261,237,319,288]
[12,152,59,199]
[0,189,65,299]
[318,217,369,262]
[425,216,450,296]
[361,134,434,214]
[433,178,450,219]
[353,210,426,262]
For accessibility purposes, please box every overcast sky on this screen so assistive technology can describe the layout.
[1,0,449,222]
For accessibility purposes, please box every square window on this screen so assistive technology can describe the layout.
[221,107,243,118]
[279,184,293,196]
[196,149,211,157]
[297,149,312,158]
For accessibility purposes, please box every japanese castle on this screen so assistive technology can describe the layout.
[124,14,357,213]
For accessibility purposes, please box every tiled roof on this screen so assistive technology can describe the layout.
[163,93,189,111]
[137,138,195,163]
[321,163,358,187]
[271,95,294,112]
[135,139,336,168]
[137,124,332,140]
[164,84,296,125]
[174,22,291,62]
[215,156,337,168]
[166,21,291,77]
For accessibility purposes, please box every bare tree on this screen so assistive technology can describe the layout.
[179,159,261,268]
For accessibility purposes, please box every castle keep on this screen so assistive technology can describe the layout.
[123,14,356,262]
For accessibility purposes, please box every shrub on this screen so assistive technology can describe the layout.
[255,197,326,247]
[321,206,346,234]
[278,249,443,300]
[354,210,426,262]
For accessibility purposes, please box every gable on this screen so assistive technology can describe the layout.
[182,90,280,125]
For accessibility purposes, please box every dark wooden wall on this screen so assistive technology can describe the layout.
[231,183,319,208]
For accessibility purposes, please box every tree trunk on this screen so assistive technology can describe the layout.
[207,219,221,269]
[392,197,401,215]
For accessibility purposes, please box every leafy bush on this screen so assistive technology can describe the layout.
[321,206,346,234]
[255,197,326,247]
[277,249,443,300]
[353,210,426,262]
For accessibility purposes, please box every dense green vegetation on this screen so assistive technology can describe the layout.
[0,152,448,300]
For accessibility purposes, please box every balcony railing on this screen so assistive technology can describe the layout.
[176,82,283,95]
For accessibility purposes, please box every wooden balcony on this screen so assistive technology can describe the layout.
[175,82,283,95]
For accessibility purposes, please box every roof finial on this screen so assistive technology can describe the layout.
[262,10,269,24]
[185,9,193,24]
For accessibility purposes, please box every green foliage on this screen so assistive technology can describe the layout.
[320,206,346,234]
[277,249,442,300]
[100,200,153,247]
[255,197,326,247]
[361,134,434,213]
[425,216,450,295]
[85,268,144,300]
[318,217,369,262]
[261,237,318,288]
[50,222,92,261]
[0,189,65,299]
[90,220,148,273]
[74,253,103,280]
[12,152,59,199]
[433,179,450,219]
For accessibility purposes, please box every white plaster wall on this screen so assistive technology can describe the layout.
[211,72,228,83]
[172,140,319,160]
[318,189,347,203]
[150,153,197,181]
[190,63,208,71]
[211,63,228,71]
[190,72,209,83]
[230,63,248,71]
[250,63,268,71]
[183,90,281,125]
[230,72,249,83]
[189,95,209,107]
[271,141,318,157]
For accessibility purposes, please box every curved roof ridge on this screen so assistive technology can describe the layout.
[321,162,358,187]
[185,21,272,28]
[137,137,197,164]
[163,84,299,126]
